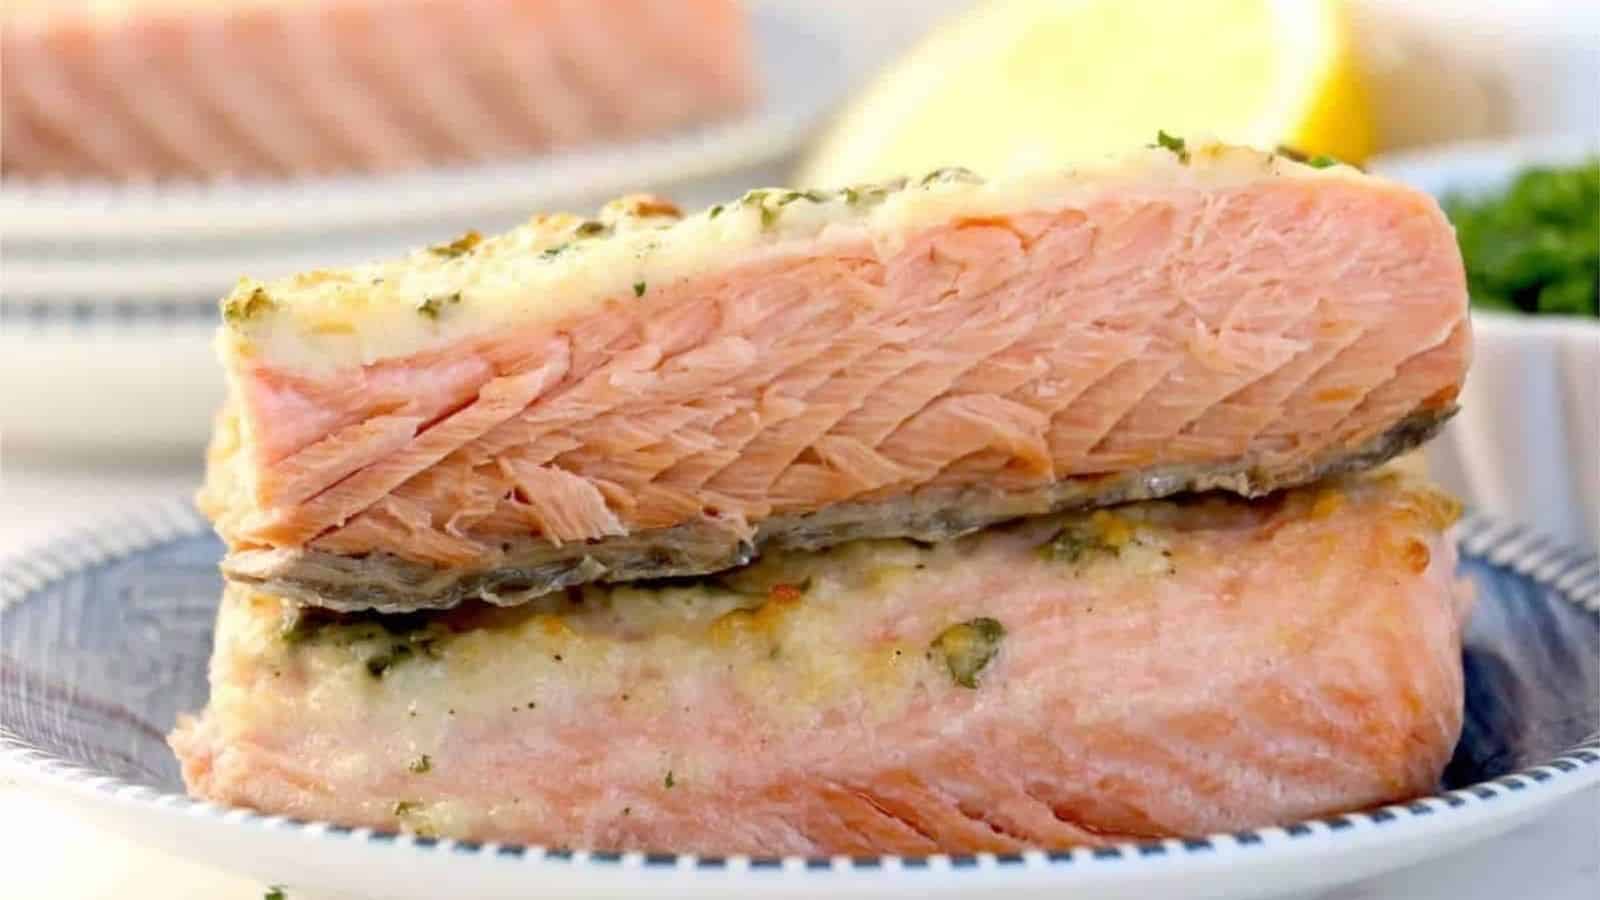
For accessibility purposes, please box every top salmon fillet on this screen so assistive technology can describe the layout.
[202,142,1471,612]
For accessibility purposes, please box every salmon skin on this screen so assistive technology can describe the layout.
[1,0,754,180]
[201,143,1471,612]
[171,465,1469,855]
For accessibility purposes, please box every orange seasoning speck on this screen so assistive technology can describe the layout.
[768,583,805,604]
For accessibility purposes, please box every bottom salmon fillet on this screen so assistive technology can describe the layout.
[171,466,1467,855]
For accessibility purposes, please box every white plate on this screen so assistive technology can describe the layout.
[2,508,1596,899]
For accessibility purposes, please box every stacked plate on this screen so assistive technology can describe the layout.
[0,1,869,454]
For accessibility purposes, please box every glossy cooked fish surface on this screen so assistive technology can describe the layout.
[172,466,1469,855]
[201,144,1471,611]
[1,0,754,180]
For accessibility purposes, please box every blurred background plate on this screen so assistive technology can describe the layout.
[0,1,850,254]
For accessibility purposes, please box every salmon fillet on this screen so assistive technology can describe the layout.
[200,143,1471,611]
[0,0,754,180]
[171,465,1469,855]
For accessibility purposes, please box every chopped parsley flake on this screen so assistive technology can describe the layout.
[1153,130,1189,163]
[633,281,646,297]
[841,183,895,208]
[223,286,275,325]
[363,634,439,679]
[1040,524,1118,565]
[264,888,286,900]
[541,244,570,260]
[777,189,829,206]
[417,291,462,320]
[920,166,981,186]
[930,617,1006,689]
[393,800,419,817]
[1307,155,1340,169]
[739,190,782,229]
[708,204,725,219]
[408,754,432,774]
[428,231,482,258]
[575,220,608,237]
[664,770,676,789]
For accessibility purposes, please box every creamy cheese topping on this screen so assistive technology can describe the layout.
[219,143,1370,371]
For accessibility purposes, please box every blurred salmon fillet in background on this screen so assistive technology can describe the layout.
[0,0,755,180]
[172,464,1469,855]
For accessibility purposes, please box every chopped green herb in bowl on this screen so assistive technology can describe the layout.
[1443,159,1599,318]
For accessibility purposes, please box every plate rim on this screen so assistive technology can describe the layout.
[2,500,1597,879]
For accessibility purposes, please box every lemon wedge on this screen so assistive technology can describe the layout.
[799,0,1372,185]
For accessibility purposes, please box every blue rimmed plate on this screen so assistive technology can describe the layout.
[1,505,1596,899]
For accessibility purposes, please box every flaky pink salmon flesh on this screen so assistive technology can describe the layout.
[1,0,753,180]
[171,466,1468,855]
[201,146,1470,611]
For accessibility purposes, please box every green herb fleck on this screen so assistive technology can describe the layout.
[930,617,1006,689]
[264,888,286,900]
[920,166,981,186]
[417,291,462,320]
[223,286,275,325]
[633,281,646,298]
[393,800,419,817]
[1040,524,1118,565]
[1306,155,1340,169]
[664,770,676,789]
[1443,159,1599,318]
[739,190,781,229]
[842,183,894,208]
[708,204,725,219]
[1153,130,1189,163]
[363,633,440,679]
[575,220,608,237]
[408,754,432,774]
[428,230,482,258]
[278,609,317,645]
[541,243,570,260]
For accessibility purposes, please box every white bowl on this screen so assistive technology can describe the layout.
[1370,135,1599,550]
